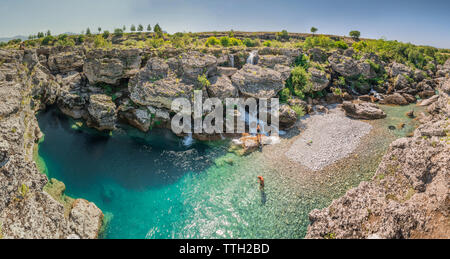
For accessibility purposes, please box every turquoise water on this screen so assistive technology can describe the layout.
[37,109,314,239]
[36,104,423,239]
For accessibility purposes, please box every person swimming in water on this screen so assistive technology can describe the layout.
[257,176,265,191]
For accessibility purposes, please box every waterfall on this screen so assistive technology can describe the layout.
[246,50,258,65]
[229,54,235,68]
[182,133,194,147]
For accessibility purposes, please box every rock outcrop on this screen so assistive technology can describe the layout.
[306,77,450,239]
[87,94,117,131]
[0,49,103,239]
[84,48,142,85]
[231,64,284,99]
[342,101,387,120]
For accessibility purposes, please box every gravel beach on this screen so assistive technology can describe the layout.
[285,109,372,171]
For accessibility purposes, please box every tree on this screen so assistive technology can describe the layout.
[98,27,102,34]
[114,28,124,37]
[102,30,110,39]
[311,27,318,35]
[86,28,91,35]
[147,24,152,32]
[138,24,144,32]
[123,25,126,32]
[154,23,163,38]
[349,30,361,40]
[130,24,136,32]
[46,30,51,36]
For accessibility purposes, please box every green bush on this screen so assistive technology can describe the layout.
[291,105,305,117]
[114,28,124,37]
[41,35,55,46]
[230,37,242,46]
[263,40,272,47]
[219,36,231,47]
[205,36,220,47]
[94,35,111,48]
[334,40,349,49]
[286,66,312,98]
[102,30,110,39]
[279,88,291,103]
[146,38,164,48]
[197,74,211,88]
[304,36,335,50]
[242,38,260,47]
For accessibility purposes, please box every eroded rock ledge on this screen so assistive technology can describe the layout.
[0,49,103,239]
[306,78,450,239]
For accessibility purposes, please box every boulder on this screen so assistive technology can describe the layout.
[129,76,194,110]
[176,51,217,82]
[216,66,238,77]
[48,48,85,74]
[83,49,142,85]
[87,94,117,131]
[231,64,284,99]
[308,48,328,63]
[279,104,298,128]
[273,64,292,81]
[207,75,239,101]
[308,67,330,92]
[57,91,87,119]
[389,62,412,77]
[394,74,411,90]
[328,53,360,77]
[342,101,387,120]
[380,93,409,106]
[258,55,293,68]
[69,199,103,239]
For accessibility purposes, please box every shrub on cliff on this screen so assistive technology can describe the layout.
[242,38,261,47]
[114,28,124,37]
[205,36,220,47]
[286,66,312,99]
[94,35,112,48]
[220,36,231,47]
[304,36,335,50]
[334,40,349,49]
[41,35,55,46]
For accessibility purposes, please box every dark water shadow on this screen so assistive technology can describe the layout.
[36,107,227,191]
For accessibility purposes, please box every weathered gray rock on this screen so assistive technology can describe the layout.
[216,66,238,77]
[258,55,293,68]
[129,76,194,109]
[279,104,298,128]
[87,94,117,131]
[394,74,411,90]
[69,199,103,239]
[380,93,409,105]
[231,64,284,99]
[48,48,85,74]
[306,78,450,239]
[308,48,328,63]
[342,101,387,120]
[308,67,330,92]
[389,62,412,77]
[84,49,142,85]
[207,75,239,100]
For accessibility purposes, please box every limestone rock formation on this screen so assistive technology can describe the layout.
[84,48,142,85]
[342,101,387,120]
[87,94,117,131]
[231,64,284,99]
[306,78,450,239]
[279,104,298,128]
[308,67,330,92]
[207,75,239,100]
[69,199,104,239]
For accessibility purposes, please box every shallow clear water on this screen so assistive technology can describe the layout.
[37,109,310,239]
[36,104,422,239]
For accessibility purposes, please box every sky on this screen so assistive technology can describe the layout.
[0,0,449,48]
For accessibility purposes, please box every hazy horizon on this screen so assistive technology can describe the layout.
[1,0,449,48]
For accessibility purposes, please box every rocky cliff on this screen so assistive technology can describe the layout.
[0,49,103,239]
[306,77,450,239]
[0,42,448,238]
